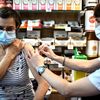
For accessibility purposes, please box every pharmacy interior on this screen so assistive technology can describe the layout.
[1,0,100,100]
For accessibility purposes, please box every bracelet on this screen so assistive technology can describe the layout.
[62,56,66,66]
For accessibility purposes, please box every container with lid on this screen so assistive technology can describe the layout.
[86,31,99,59]
[84,0,98,8]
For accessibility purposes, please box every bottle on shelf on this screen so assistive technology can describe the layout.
[98,40,100,57]
[86,31,99,59]
[85,7,96,32]
[72,47,87,81]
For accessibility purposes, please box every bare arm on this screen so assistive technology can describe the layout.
[24,48,100,97]
[53,55,100,73]
[29,67,49,100]
[24,44,49,100]
[31,67,100,97]
[0,39,24,79]
[39,45,100,73]
[41,68,100,97]
[0,54,14,78]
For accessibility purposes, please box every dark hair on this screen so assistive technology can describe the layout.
[0,7,21,29]
[94,3,100,18]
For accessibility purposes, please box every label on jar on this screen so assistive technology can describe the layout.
[98,41,100,57]
[85,0,98,7]
[86,40,98,58]
[85,10,96,32]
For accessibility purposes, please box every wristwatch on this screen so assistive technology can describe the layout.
[36,66,46,75]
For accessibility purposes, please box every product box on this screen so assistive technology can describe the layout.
[0,0,6,8]
[6,0,13,8]
[27,30,40,39]
[85,0,98,7]
[46,0,55,11]
[64,0,72,10]
[38,0,46,10]
[28,19,42,28]
[72,0,82,10]
[20,20,28,29]
[13,0,22,10]
[31,0,38,10]
[21,0,31,10]
[55,0,65,10]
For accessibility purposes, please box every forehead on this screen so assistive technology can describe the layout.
[0,17,16,27]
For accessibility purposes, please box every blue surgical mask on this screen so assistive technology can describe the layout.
[95,24,100,39]
[0,30,16,45]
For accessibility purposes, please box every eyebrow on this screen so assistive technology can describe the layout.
[0,26,15,28]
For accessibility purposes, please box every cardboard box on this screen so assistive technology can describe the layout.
[55,0,65,10]
[6,0,13,8]
[64,0,72,10]
[72,0,82,10]
[13,0,22,10]
[38,0,46,10]
[46,0,55,11]
[21,0,30,10]
[31,0,38,10]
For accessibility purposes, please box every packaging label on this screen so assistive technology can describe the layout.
[65,0,72,10]
[39,0,46,10]
[0,0,6,8]
[22,0,29,10]
[74,0,82,10]
[56,0,64,10]
[85,0,98,7]
[85,10,96,31]
[86,40,98,57]
[0,0,5,3]
[13,0,21,10]
[98,41,100,56]
[32,0,38,10]
[47,0,55,11]
[6,0,13,8]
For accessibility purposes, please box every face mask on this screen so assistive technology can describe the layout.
[95,24,100,39]
[0,30,16,45]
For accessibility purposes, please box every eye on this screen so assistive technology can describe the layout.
[6,26,15,31]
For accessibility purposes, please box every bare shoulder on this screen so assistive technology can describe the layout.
[23,42,34,51]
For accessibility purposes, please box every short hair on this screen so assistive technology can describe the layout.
[94,3,100,18]
[0,7,21,29]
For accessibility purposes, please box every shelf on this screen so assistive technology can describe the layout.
[18,9,80,24]
[17,10,80,14]
[19,28,81,32]
[23,38,86,47]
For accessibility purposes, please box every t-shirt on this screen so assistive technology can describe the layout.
[88,58,100,91]
[0,50,34,99]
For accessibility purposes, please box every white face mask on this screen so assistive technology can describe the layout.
[95,23,100,39]
[0,30,16,45]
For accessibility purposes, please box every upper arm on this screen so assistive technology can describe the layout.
[65,77,100,97]
[91,58,100,70]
